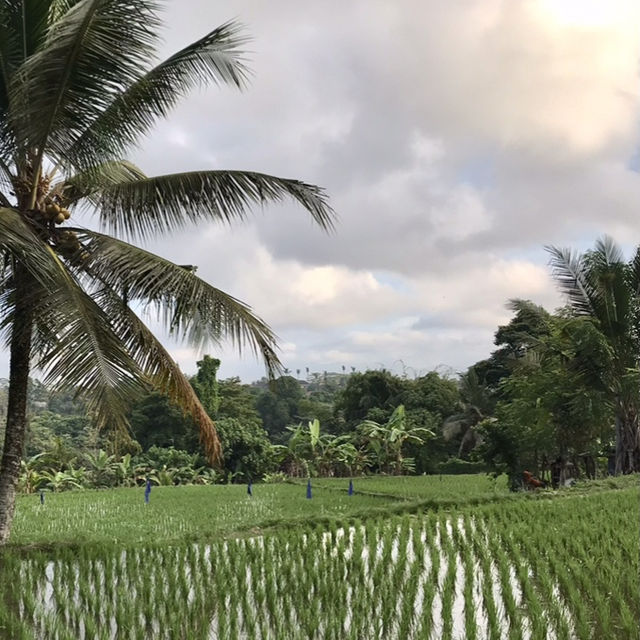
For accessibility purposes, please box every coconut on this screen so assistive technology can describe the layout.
[54,213,65,224]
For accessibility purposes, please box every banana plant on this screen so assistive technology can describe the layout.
[18,454,48,494]
[192,468,222,485]
[84,449,118,487]
[40,470,84,492]
[308,419,320,450]
[271,424,311,477]
[114,454,137,487]
[358,405,434,474]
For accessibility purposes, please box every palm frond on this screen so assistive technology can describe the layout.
[69,20,250,167]
[582,237,630,339]
[593,235,625,267]
[49,1,85,22]
[0,2,23,162]
[546,245,594,316]
[9,0,160,161]
[629,245,640,294]
[93,289,222,464]
[20,231,224,464]
[88,170,334,240]
[5,0,57,63]
[0,0,57,107]
[59,160,147,204]
[70,228,282,377]
[31,246,147,434]
[505,298,549,318]
[0,207,67,286]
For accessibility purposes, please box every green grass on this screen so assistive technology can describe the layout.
[305,473,510,500]
[11,473,636,549]
[2,475,639,639]
[9,482,397,548]
[10,474,516,549]
[1,482,638,640]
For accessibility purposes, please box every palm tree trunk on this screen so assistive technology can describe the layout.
[614,414,624,475]
[623,412,640,474]
[615,405,640,475]
[0,270,34,545]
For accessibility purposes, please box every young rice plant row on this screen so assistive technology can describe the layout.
[0,487,637,639]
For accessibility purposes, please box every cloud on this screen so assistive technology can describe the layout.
[232,248,404,328]
[5,1,636,385]
[132,0,640,380]
[153,249,562,382]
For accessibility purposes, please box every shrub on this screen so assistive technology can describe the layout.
[436,458,489,475]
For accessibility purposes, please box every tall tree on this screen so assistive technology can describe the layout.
[335,370,405,427]
[129,392,197,452]
[479,314,613,486]
[191,356,221,418]
[255,376,304,440]
[0,3,332,544]
[547,237,640,473]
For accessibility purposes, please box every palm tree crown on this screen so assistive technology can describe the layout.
[547,237,640,473]
[0,1,333,543]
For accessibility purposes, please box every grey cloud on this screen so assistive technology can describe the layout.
[92,1,640,381]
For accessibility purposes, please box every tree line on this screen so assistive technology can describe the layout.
[2,237,638,493]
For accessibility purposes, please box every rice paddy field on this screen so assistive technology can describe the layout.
[0,474,638,639]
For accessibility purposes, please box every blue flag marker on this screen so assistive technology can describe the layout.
[40,491,45,505]
[306,479,312,499]
[144,478,151,504]
[247,481,252,497]
[348,479,354,496]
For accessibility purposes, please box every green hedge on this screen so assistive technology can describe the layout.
[436,458,489,475]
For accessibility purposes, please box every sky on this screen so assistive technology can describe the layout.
[53,0,640,381]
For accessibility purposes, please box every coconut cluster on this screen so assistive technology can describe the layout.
[56,230,89,262]
[12,173,90,264]
[43,200,71,225]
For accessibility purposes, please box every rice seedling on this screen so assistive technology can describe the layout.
[1,477,638,639]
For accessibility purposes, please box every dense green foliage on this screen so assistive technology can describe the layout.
[13,358,468,487]
[8,240,639,496]
[130,393,196,452]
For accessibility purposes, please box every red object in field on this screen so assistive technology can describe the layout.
[523,470,544,488]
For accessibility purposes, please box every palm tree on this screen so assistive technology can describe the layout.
[0,2,333,544]
[443,366,495,458]
[547,237,640,474]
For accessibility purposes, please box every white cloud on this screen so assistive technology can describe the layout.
[105,1,640,381]
[4,1,636,385]
[231,248,404,328]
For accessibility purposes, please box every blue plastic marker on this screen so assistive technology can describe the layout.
[144,478,151,504]
[348,479,354,496]
[40,491,44,505]
[247,481,253,497]
[306,479,312,499]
